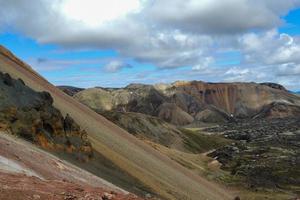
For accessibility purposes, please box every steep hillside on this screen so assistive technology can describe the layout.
[0,72,92,161]
[0,133,141,200]
[0,46,234,199]
[102,111,184,148]
[0,66,149,196]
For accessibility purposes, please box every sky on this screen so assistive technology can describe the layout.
[0,0,300,91]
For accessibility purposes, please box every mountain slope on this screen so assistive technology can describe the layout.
[0,132,141,200]
[0,46,233,199]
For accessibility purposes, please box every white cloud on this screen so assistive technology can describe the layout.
[103,60,132,73]
[192,57,214,71]
[60,0,142,27]
[146,0,299,34]
[1,0,299,68]
[239,30,300,65]
[277,63,300,76]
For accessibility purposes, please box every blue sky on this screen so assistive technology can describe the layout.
[0,0,300,90]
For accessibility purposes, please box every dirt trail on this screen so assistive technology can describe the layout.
[0,46,235,200]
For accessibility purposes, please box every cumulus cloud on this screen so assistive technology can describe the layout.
[0,0,300,89]
[1,0,299,68]
[277,63,300,76]
[192,57,214,71]
[146,0,300,34]
[103,60,132,73]
[239,30,300,65]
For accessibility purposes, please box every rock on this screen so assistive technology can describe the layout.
[57,86,84,96]
[3,73,13,86]
[33,194,40,199]
[207,117,300,191]
[102,192,114,200]
[260,82,287,91]
[0,72,93,160]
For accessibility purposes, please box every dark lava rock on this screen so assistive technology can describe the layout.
[260,82,287,91]
[207,118,300,192]
[0,72,92,161]
[57,86,84,96]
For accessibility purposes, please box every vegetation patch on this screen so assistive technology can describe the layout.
[180,128,232,153]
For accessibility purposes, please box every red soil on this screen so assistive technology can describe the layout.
[0,172,142,200]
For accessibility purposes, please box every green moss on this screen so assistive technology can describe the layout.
[180,128,231,153]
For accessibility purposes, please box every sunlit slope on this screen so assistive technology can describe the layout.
[0,46,233,200]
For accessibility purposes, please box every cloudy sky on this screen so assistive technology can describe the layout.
[0,0,300,90]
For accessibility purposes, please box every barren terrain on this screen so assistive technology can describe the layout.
[0,133,142,200]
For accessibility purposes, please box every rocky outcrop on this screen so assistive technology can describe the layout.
[0,72,92,161]
[259,82,287,91]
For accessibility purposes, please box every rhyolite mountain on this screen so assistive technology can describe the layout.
[72,81,300,125]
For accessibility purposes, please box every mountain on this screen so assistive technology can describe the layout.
[73,81,300,125]
[65,78,300,199]
[0,46,234,199]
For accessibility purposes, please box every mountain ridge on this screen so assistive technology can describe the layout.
[72,80,300,126]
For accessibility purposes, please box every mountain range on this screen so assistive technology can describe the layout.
[0,45,300,199]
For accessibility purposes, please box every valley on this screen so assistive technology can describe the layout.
[60,78,300,199]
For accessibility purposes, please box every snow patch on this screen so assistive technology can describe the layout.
[0,155,42,178]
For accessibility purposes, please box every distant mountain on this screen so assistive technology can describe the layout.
[73,81,300,126]
[57,85,84,96]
